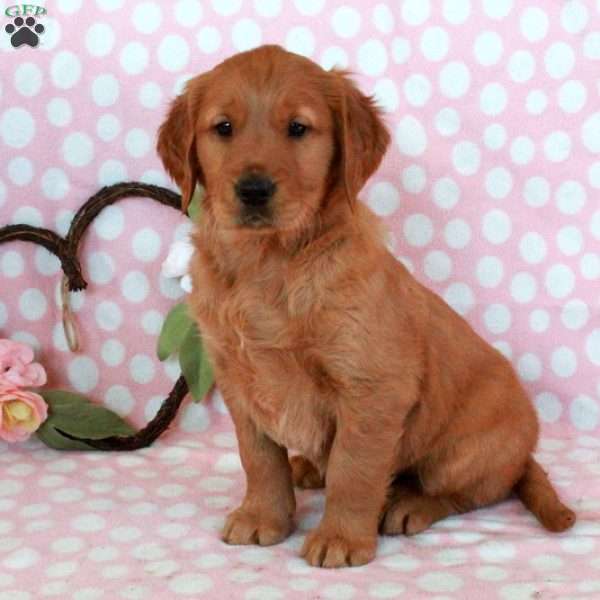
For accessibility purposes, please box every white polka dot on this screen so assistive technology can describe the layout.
[41,168,69,200]
[85,23,115,57]
[581,253,600,280]
[197,27,221,53]
[583,31,600,60]
[320,46,349,70]
[404,214,433,247]
[557,225,583,256]
[585,329,600,366]
[473,31,503,66]
[545,264,575,299]
[132,2,162,34]
[403,74,431,107]
[545,42,575,79]
[535,392,562,423]
[285,26,315,57]
[525,89,548,115]
[91,74,119,107]
[0,302,7,329]
[433,177,460,209]
[483,0,512,19]
[434,107,460,137]
[452,141,481,176]
[367,181,400,216]
[396,116,427,156]
[417,572,463,593]
[67,357,99,393]
[180,403,211,433]
[131,228,161,262]
[401,165,426,194]
[71,513,106,532]
[95,301,123,331]
[591,210,600,240]
[124,129,150,158]
[50,51,81,89]
[97,114,121,142]
[2,548,40,570]
[551,346,577,378]
[46,98,72,127]
[523,177,549,208]
[158,34,190,72]
[561,299,589,330]
[172,0,203,25]
[561,0,588,33]
[555,180,586,214]
[62,132,94,167]
[322,584,356,600]
[543,131,571,162]
[331,6,361,38]
[483,123,506,150]
[19,289,47,321]
[479,541,516,562]
[485,167,512,200]
[476,256,504,288]
[87,251,115,285]
[120,42,149,75]
[35,248,61,277]
[444,218,471,249]
[105,386,134,417]
[0,107,35,148]
[401,0,430,26]
[7,157,33,186]
[508,50,535,83]
[253,0,280,18]
[122,271,150,304]
[1,251,24,278]
[138,82,162,109]
[128,354,155,385]
[58,0,82,13]
[373,79,399,113]
[570,395,599,430]
[517,353,542,381]
[510,272,537,303]
[510,136,535,165]
[357,39,388,76]
[558,80,587,114]
[424,251,452,282]
[421,26,449,62]
[582,113,600,153]
[101,339,125,367]
[520,7,548,42]
[391,37,411,64]
[14,62,42,97]
[439,61,471,98]
[12,206,43,227]
[98,159,127,186]
[96,0,123,10]
[443,282,475,315]
[480,82,507,116]
[169,573,213,595]
[442,0,470,25]
[373,4,394,33]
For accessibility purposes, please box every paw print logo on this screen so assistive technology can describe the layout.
[5,16,45,48]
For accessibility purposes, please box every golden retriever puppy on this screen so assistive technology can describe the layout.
[157,45,575,568]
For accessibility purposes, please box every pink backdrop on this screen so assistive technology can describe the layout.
[1,1,599,598]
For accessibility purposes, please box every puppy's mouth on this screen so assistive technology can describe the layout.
[237,209,274,229]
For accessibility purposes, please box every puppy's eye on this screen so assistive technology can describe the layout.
[214,121,233,137]
[288,121,308,138]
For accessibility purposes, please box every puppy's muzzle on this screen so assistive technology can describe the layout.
[235,174,276,208]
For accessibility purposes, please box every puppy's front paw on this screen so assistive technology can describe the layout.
[300,528,376,568]
[222,507,293,546]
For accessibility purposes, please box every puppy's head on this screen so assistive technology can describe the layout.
[157,45,389,235]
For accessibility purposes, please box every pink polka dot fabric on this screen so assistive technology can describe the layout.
[1,0,599,597]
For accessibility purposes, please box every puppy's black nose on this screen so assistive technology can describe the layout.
[235,174,276,207]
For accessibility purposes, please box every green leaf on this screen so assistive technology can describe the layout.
[39,390,135,447]
[157,302,194,361]
[179,324,214,402]
[187,186,204,221]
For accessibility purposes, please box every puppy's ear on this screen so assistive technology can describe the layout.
[156,76,206,213]
[331,71,390,206]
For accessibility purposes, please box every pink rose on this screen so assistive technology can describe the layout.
[0,339,47,389]
[0,387,48,442]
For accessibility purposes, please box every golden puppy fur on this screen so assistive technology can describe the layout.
[157,45,575,568]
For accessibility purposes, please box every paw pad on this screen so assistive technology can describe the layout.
[5,16,45,48]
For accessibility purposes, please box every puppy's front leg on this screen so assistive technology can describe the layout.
[301,415,400,568]
[222,400,296,546]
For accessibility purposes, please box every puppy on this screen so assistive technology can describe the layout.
[157,45,575,568]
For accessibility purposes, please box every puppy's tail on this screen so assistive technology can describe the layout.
[514,456,576,532]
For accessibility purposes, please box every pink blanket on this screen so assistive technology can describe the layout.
[1,1,599,597]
